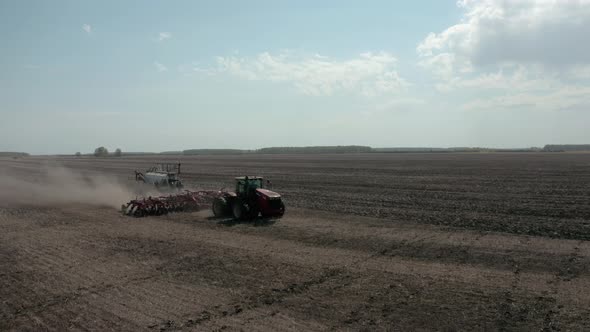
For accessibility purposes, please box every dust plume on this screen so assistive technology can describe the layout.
[0,166,132,209]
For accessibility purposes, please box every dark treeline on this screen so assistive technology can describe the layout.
[374,147,448,153]
[182,149,249,155]
[182,146,372,155]
[256,146,372,154]
[180,146,545,155]
[0,152,29,157]
[374,147,544,153]
[543,144,590,152]
[21,145,590,157]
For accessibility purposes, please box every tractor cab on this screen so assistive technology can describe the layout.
[235,176,267,196]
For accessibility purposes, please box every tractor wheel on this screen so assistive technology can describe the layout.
[232,200,246,220]
[246,206,259,220]
[213,197,228,217]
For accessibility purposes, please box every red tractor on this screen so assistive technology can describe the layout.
[212,176,285,220]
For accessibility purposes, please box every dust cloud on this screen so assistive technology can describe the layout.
[0,166,133,209]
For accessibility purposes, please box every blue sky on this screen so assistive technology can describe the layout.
[2,0,590,154]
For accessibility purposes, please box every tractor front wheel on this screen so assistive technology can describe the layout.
[232,200,246,220]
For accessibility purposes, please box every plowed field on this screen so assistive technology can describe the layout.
[1,153,590,331]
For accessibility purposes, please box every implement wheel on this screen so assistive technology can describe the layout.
[133,208,145,218]
[213,197,228,217]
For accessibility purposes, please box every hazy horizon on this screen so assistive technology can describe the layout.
[7,144,590,156]
[2,1,590,155]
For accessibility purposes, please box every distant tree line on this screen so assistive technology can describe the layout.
[182,149,248,155]
[0,152,29,157]
[543,144,590,152]
[14,144,590,158]
[373,147,448,153]
[89,147,123,157]
[256,146,372,154]
[182,146,373,155]
[67,144,590,157]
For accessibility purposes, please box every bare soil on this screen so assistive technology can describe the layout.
[1,153,590,331]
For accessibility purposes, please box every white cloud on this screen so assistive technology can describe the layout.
[154,61,168,72]
[82,24,92,34]
[176,63,216,76]
[417,0,590,112]
[191,66,215,75]
[418,0,590,72]
[570,65,590,79]
[157,32,171,42]
[365,98,426,116]
[462,86,590,112]
[215,51,409,97]
[442,65,563,92]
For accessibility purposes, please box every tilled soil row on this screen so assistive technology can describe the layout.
[2,203,590,331]
[2,154,590,330]
[6,153,589,240]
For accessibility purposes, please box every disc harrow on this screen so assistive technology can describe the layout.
[121,190,220,217]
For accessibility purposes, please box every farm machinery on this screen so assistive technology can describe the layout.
[121,190,219,217]
[212,176,285,220]
[135,163,184,190]
[121,176,285,220]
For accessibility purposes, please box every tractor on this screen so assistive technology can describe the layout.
[212,176,285,220]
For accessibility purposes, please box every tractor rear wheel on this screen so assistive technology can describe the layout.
[246,206,259,220]
[213,197,228,217]
[232,200,246,220]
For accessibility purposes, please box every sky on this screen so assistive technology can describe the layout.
[1,0,590,154]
